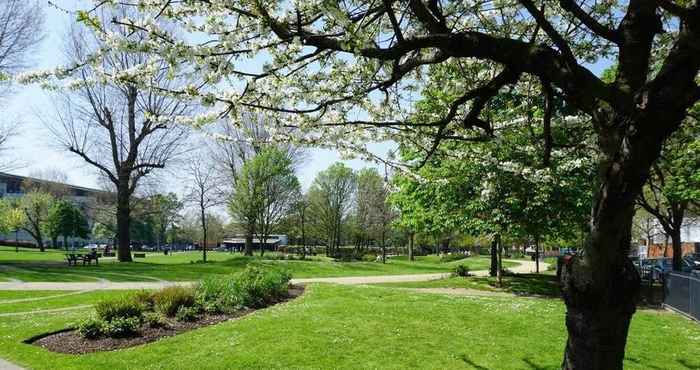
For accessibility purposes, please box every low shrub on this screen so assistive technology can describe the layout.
[234,266,291,308]
[196,276,240,314]
[143,311,168,328]
[194,267,291,312]
[102,316,140,338]
[175,306,200,322]
[453,264,470,277]
[132,290,155,310]
[77,317,103,339]
[95,297,144,322]
[152,286,196,317]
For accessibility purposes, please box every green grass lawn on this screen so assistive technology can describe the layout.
[0,290,131,314]
[0,247,516,282]
[375,273,561,297]
[0,284,697,369]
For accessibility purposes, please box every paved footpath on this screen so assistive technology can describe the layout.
[0,259,546,291]
[0,358,23,370]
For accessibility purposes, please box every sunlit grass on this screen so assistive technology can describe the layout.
[0,284,697,369]
[1,248,515,282]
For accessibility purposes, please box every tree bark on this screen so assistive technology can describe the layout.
[560,256,639,370]
[560,112,661,369]
[244,223,254,256]
[116,181,133,262]
[408,231,415,261]
[489,237,498,277]
[670,228,683,271]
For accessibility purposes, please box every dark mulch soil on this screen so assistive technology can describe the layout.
[30,285,305,354]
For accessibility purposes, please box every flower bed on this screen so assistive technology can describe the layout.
[29,267,302,354]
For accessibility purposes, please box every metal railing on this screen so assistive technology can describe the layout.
[664,272,700,321]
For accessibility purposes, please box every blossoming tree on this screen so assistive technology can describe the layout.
[21,0,700,368]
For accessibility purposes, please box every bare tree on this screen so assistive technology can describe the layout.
[0,0,43,98]
[0,0,44,170]
[183,151,222,262]
[45,9,188,262]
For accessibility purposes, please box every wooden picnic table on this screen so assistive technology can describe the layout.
[65,252,100,266]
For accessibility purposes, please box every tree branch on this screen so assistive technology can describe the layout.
[520,0,577,64]
[559,0,621,43]
[68,146,118,184]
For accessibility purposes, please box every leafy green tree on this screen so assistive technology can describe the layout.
[0,200,27,252]
[355,168,396,263]
[147,193,183,249]
[17,191,54,251]
[307,163,356,257]
[637,117,700,270]
[229,147,300,256]
[45,200,89,249]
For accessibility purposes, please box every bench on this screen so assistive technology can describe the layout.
[65,254,80,266]
[133,253,146,258]
[81,253,99,266]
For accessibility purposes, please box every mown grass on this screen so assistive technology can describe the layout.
[0,290,134,314]
[376,273,561,297]
[0,284,697,369]
[0,247,515,282]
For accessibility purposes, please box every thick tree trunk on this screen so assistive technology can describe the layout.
[561,256,639,370]
[560,113,663,369]
[489,237,498,277]
[408,232,415,261]
[670,229,683,271]
[244,229,253,256]
[116,185,132,262]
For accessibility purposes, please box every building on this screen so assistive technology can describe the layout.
[222,234,288,251]
[632,217,700,258]
[0,172,105,246]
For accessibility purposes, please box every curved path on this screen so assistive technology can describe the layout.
[0,259,548,291]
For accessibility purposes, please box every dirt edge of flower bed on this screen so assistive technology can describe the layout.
[26,285,305,355]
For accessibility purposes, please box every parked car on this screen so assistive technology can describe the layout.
[83,244,98,250]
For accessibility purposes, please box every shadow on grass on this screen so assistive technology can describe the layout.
[470,274,561,297]
[460,354,490,370]
[677,358,700,369]
[625,355,666,370]
[522,357,548,370]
